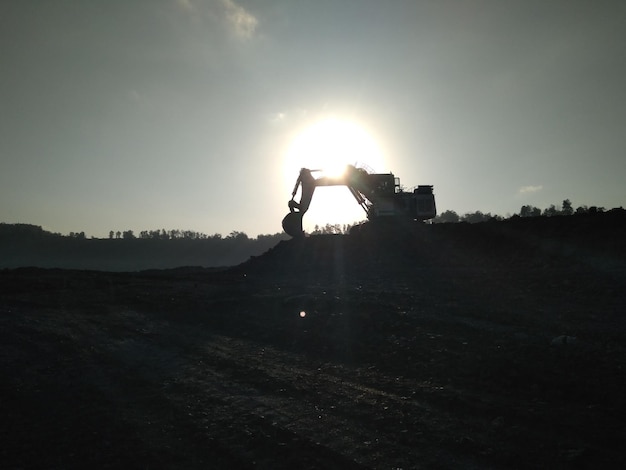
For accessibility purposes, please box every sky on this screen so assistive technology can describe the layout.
[1,1,625,238]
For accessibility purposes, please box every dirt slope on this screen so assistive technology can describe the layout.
[1,212,625,469]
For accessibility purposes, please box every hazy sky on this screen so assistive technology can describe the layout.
[1,1,625,237]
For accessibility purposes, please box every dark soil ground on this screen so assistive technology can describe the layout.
[2,212,626,469]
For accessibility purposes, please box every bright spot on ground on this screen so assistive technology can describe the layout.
[299,311,306,318]
[283,117,386,231]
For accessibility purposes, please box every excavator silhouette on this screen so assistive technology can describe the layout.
[282,164,436,237]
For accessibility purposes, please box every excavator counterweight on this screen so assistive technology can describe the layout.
[282,164,436,237]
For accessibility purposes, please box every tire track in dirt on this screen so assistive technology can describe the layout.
[163,332,497,469]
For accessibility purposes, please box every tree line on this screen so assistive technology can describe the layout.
[433,199,612,224]
[0,223,285,243]
[1,199,622,269]
[107,229,230,240]
[289,199,619,233]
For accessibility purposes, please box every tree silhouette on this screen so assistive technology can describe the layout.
[436,210,460,223]
[561,199,573,215]
[520,205,541,217]
[543,204,559,217]
[226,231,249,241]
[461,211,497,223]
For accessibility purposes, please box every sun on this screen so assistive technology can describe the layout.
[283,117,386,231]
[285,117,384,176]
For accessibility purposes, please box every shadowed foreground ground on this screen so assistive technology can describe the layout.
[1,213,625,468]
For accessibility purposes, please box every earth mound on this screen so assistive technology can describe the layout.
[236,209,626,278]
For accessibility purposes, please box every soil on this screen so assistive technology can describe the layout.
[2,212,626,469]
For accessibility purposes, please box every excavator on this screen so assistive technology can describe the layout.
[282,164,436,237]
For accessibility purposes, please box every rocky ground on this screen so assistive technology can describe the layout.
[1,212,625,469]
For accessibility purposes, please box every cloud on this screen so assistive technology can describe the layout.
[519,185,543,194]
[220,0,258,40]
[174,0,258,40]
[175,0,195,11]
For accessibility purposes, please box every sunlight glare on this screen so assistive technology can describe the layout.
[286,118,384,177]
[283,117,385,231]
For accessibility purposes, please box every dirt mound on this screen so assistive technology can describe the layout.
[235,209,626,279]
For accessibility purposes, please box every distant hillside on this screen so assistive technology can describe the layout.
[0,224,289,271]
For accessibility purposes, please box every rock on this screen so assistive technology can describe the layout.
[551,335,578,346]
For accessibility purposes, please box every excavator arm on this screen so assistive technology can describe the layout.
[282,167,371,237]
[287,168,317,215]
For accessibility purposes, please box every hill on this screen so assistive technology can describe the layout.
[0,224,289,270]
[237,209,626,277]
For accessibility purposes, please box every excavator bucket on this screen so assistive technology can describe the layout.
[282,212,304,238]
